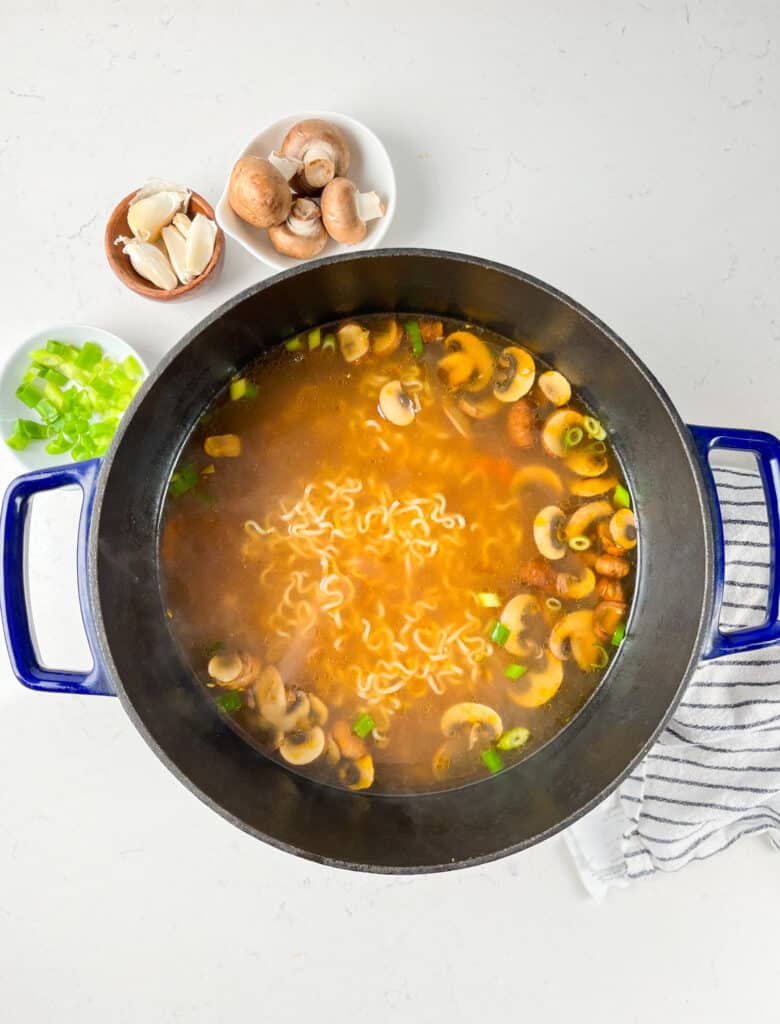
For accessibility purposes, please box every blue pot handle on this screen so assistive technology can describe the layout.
[688,424,780,659]
[0,458,115,695]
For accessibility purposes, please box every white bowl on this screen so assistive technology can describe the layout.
[215,110,396,272]
[0,323,148,471]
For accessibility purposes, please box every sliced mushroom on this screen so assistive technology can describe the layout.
[609,508,637,550]
[593,601,627,642]
[441,397,473,439]
[537,370,571,406]
[208,650,259,689]
[566,448,609,477]
[441,702,502,741]
[594,554,630,578]
[325,735,341,765]
[280,726,326,766]
[432,737,463,781]
[336,322,370,362]
[309,694,329,726]
[500,594,543,657]
[280,119,351,195]
[556,566,596,600]
[506,651,564,708]
[492,346,536,403]
[371,318,403,357]
[228,156,291,228]
[458,392,502,419]
[252,717,282,751]
[338,753,374,790]
[597,520,625,556]
[255,667,311,732]
[379,380,416,426]
[541,409,584,458]
[533,505,567,561]
[320,178,384,244]
[570,475,618,498]
[506,399,535,448]
[511,465,564,497]
[267,197,327,260]
[565,500,614,540]
[438,331,494,393]
[549,610,600,670]
[332,718,367,761]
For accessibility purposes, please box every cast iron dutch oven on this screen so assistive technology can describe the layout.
[3,250,780,872]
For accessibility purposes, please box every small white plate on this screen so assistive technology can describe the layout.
[0,323,148,471]
[216,110,396,272]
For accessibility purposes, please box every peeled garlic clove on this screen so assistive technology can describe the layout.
[127,191,186,242]
[172,212,191,237]
[116,235,178,290]
[161,225,193,285]
[184,213,217,276]
[130,178,191,206]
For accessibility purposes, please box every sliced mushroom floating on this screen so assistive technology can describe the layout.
[537,370,571,407]
[566,447,609,477]
[371,318,403,357]
[507,651,564,708]
[511,465,564,497]
[570,475,618,498]
[338,754,374,790]
[255,666,311,732]
[437,331,494,393]
[378,380,416,426]
[336,322,370,363]
[541,409,584,458]
[441,702,503,742]
[308,694,329,727]
[609,508,637,550]
[267,197,327,260]
[533,505,567,561]
[500,594,542,657]
[565,500,614,540]
[280,726,326,766]
[556,566,596,600]
[280,118,351,195]
[549,610,601,671]
[432,738,463,781]
[252,717,282,751]
[320,178,385,244]
[208,649,260,689]
[458,392,502,419]
[492,346,536,403]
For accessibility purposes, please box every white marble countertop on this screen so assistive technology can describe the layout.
[2,2,778,1020]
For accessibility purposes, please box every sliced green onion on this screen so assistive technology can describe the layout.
[40,367,68,387]
[564,426,584,448]
[489,620,511,646]
[46,339,74,358]
[5,428,28,451]
[476,591,501,608]
[30,349,65,369]
[590,644,610,670]
[75,341,103,370]
[122,355,144,380]
[35,398,60,424]
[16,380,45,408]
[169,463,199,497]
[545,597,562,612]
[480,748,503,774]
[614,484,631,509]
[568,535,591,551]
[504,663,528,681]
[18,418,50,440]
[611,621,626,647]
[353,712,376,738]
[405,320,424,358]
[586,440,607,454]
[194,490,218,507]
[217,691,242,712]
[230,378,250,400]
[583,416,606,440]
[308,328,321,351]
[284,335,303,352]
[90,377,120,402]
[497,727,531,751]
[45,435,73,455]
[321,333,336,352]
[205,640,225,657]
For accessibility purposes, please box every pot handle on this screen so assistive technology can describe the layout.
[0,458,115,695]
[688,424,780,659]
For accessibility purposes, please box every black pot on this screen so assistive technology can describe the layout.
[3,250,779,873]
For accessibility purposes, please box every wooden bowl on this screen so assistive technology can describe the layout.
[105,190,224,301]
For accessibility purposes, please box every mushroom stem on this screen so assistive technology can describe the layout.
[268,150,303,182]
[355,190,385,222]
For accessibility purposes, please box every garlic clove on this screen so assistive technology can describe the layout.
[127,191,187,243]
[184,213,217,276]
[130,178,191,207]
[172,212,191,237]
[161,225,193,285]
[116,235,178,290]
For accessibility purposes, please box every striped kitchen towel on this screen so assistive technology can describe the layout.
[566,465,780,897]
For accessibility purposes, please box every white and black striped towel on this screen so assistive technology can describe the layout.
[566,465,780,897]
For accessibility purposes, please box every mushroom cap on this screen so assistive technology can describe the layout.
[320,177,366,244]
[267,197,327,260]
[570,475,618,498]
[208,650,242,684]
[493,346,536,403]
[609,508,637,550]
[378,380,416,426]
[566,448,609,477]
[511,465,564,498]
[537,370,571,407]
[280,119,351,194]
[549,610,600,670]
[440,331,494,393]
[228,156,291,229]
[533,505,567,560]
[441,702,503,740]
[565,499,614,540]
[336,322,370,362]
[457,392,502,419]
[556,566,596,600]
[371,318,403,357]
[280,726,326,766]
[500,593,541,634]
[507,651,564,708]
[541,409,584,458]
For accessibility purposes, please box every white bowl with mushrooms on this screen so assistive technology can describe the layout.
[215,111,396,271]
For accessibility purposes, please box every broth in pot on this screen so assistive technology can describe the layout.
[161,316,637,793]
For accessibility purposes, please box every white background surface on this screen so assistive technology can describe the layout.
[1,1,779,1020]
